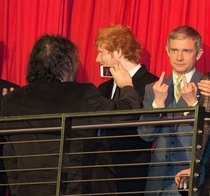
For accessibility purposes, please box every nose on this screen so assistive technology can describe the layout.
[176,51,184,61]
[96,53,101,63]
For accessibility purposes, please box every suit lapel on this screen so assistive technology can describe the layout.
[99,80,114,98]
[132,65,147,88]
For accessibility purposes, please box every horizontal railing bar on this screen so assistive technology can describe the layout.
[0,118,199,135]
[65,160,190,169]
[63,174,185,183]
[0,132,194,145]
[1,153,59,159]
[0,146,192,159]
[0,175,187,186]
[0,131,195,147]
[68,131,195,141]
[1,167,58,173]
[0,138,60,145]
[67,146,192,155]
[0,107,201,122]
[0,181,57,187]
[0,161,191,173]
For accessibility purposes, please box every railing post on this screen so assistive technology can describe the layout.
[56,116,72,196]
[189,106,205,196]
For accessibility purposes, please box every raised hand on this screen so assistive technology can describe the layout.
[110,64,133,88]
[180,74,197,106]
[153,72,169,108]
[198,79,210,97]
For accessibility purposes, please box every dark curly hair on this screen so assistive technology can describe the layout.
[26,35,79,83]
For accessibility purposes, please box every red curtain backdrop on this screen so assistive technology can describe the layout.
[0,0,210,87]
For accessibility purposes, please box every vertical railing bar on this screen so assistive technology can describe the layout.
[56,116,72,196]
[189,106,205,196]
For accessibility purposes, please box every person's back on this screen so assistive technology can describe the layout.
[1,34,141,196]
[1,81,124,195]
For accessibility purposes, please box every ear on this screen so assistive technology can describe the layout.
[196,48,203,60]
[113,49,123,59]
[166,46,170,57]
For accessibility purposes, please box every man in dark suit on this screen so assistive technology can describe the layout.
[0,79,19,196]
[137,26,203,195]
[0,34,142,196]
[96,24,158,194]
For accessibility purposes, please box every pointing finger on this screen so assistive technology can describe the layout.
[182,74,187,87]
[158,72,165,85]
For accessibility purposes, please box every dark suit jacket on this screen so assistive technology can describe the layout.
[98,65,158,193]
[0,79,19,196]
[1,81,141,196]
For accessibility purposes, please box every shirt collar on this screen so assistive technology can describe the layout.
[129,64,141,77]
[172,68,196,87]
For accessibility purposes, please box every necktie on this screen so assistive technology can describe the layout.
[113,86,120,100]
[174,76,182,102]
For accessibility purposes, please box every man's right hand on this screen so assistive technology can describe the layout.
[153,72,169,108]
[110,64,133,88]
[175,168,190,187]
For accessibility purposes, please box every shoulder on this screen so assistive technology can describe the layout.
[134,65,158,83]
[195,69,204,78]
[191,69,204,83]
[63,82,99,94]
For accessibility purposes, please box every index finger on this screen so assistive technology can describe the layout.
[182,74,187,87]
[175,175,180,186]
[110,64,119,72]
[158,71,165,84]
[2,88,8,96]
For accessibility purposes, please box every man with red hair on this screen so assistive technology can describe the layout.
[95,24,158,195]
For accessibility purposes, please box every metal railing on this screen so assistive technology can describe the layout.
[0,106,206,195]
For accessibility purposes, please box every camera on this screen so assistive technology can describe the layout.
[100,65,113,78]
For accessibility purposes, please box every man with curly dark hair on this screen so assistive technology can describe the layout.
[1,34,141,196]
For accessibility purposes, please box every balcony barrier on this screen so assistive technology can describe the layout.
[0,106,207,195]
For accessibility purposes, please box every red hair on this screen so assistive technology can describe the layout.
[95,24,142,64]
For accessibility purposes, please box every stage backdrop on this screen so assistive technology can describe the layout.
[0,0,210,87]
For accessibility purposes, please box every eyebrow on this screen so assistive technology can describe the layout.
[170,48,194,51]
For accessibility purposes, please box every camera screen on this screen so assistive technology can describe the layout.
[100,66,113,78]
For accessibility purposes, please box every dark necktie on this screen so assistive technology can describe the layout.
[113,86,120,100]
